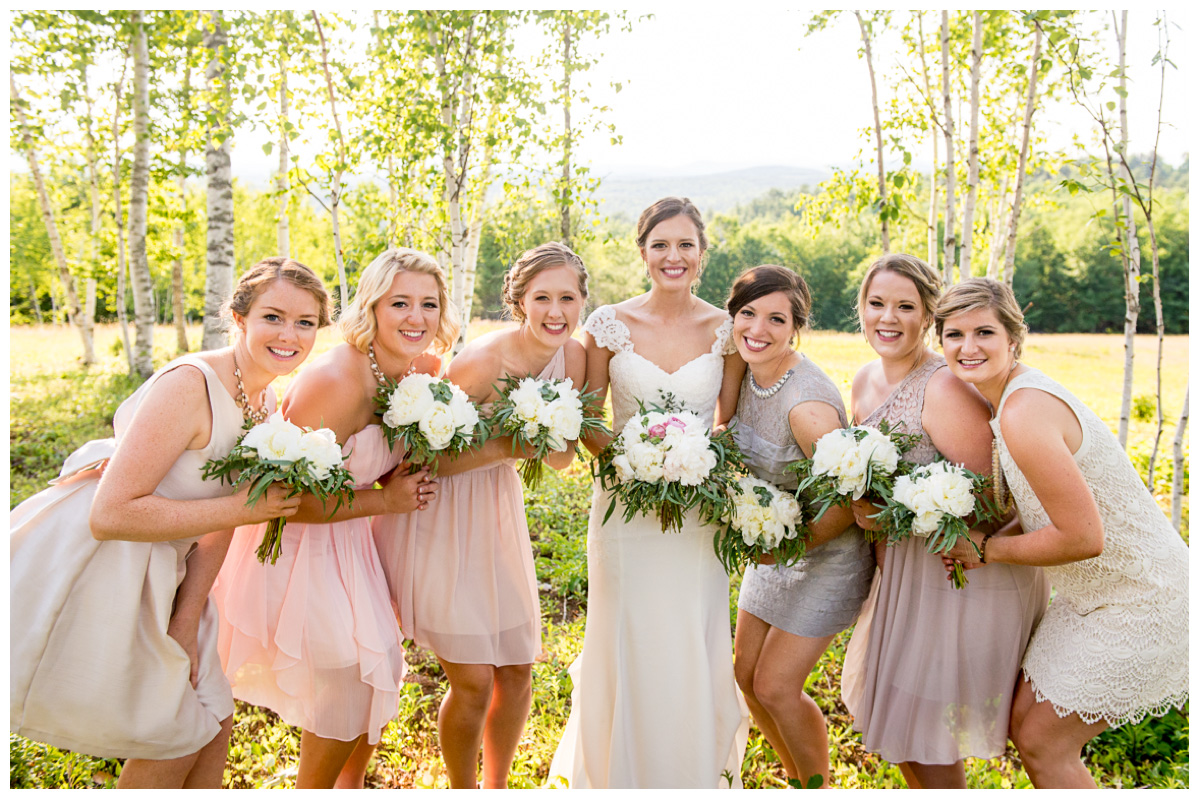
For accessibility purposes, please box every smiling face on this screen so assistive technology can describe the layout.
[640,214,703,289]
[861,269,931,362]
[940,305,1016,391]
[234,279,322,376]
[732,290,796,366]
[372,270,442,363]
[519,264,584,348]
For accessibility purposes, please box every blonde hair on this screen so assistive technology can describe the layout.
[339,248,460,355]
[856,253,942,336]
[935,277,1028,360]
[501,241,589,324]
[225,257,332,328]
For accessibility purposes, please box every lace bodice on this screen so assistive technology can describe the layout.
[584,305,735,432]
[858,356,945,466]
[731,356,848,490]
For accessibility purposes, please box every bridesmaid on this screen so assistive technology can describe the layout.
[10,257,329,788]
[839,254,1048,788]
[373,242,589,789]
[728,265,874,789]
[213,248,451,788]
[938,278,1188,788]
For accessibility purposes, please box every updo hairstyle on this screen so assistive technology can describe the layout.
[501,241,590,324]
[339,247,460,355]
[725,264,812,337]
[935,277,1029,360]
[856,253,942,336]
[226,257,332,328]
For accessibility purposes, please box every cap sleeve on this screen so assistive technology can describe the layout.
[712,316,737,356]
[583,306,633,354]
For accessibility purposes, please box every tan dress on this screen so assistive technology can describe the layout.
[373,346,565,666]
[10,356,244,760]
[841,356,1049,764]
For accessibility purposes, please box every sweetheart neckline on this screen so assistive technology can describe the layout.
[613,347,722,378]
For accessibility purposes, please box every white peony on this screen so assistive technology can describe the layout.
[509,378,546,422]
[611,453,635,482]
[859,428,900,474]
[242,414,304,462]
[663,432,717,486]
[811,429,854,477]
[447,386,480,429]
[298,427,344,480]
[539,397,584,447]
[418,402,458,450]
[626,440,665,482]
[384,373,437,427]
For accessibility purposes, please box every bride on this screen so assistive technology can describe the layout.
[548,197,749,788]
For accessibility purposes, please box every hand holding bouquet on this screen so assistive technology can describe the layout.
[202,414,355,565]
[788,421,922,542]
[872,460,998,588]
[376,373,489,473]
[716,475,808,574]
[487,375,610,489]
[595,393,743,534]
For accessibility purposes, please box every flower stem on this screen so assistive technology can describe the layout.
[256,517,286,565]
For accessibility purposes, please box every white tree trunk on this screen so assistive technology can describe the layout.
[111,64,134,371]
[173,168,189,353]
[312,12,349,307]
[11,71,91,363]
[1170,386,1188,533]
[128,11,155,378]
[940,11,957,283]
[1116,10,1141,450]
[202,11,235,351]
[917,12,939,270]
[1002,22,1043,282]
[277,55,291,258]
[959,11,983,277]
[987,174,1011,280]
[856,11,889,252]
[561,17,573,247]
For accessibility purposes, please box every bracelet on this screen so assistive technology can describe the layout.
[980,532,993,564]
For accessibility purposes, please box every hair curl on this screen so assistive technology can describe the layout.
[856,252,942,337]
[339,248,459,355]
[501,241,589,324]
[935,277,1028,359]
[224,257,332,329]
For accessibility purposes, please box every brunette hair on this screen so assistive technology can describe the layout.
[339,248,460,355]
[856,253,942,335]
[226,257,332,328]
[725,265,812,335]
[501,241,590,324]
[935,277,1029,359]
[636,196,708,252]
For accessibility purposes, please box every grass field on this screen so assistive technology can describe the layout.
[7,321,1190,789]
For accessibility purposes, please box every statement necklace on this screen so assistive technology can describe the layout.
[368,343,415,387]
[748,367,794,399]
[232,351,270,424]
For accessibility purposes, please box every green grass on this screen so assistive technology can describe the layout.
[8,323,1190,788]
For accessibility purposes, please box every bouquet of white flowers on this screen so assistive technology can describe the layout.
[715,475,808,573]
[873,460,997,588]
[788,421,922,541]
[376,373,489,473]
[487,375,610,489]
[202,414,355,565]
[595,393,743,534]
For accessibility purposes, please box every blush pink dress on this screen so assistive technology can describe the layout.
[212,425,405,744]
[372,346,565,667]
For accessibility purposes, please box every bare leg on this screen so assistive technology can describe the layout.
[752,627,837,789]
[297,731,366,789]
[118,715,232,789]
[437,659,497,789]
[334,738,378,789]
[901,761,967,789]
[481,664,533,789]
[734,609,800,780]
[1010,679,1107,788]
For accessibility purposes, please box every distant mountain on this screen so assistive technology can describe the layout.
[589,165,830,220]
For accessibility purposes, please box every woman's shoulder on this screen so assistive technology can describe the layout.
[446,334,505,387]
[923,363,988,413]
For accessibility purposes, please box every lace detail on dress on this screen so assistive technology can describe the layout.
[713,318,736,356]
[993,368,1189,727]
[583,306,633,354]
[858,356,945,466]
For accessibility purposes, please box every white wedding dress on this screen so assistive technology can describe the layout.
[547,306,749,789]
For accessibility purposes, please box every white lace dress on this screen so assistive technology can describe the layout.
[547,305,750,789]
[994,368,1189,727]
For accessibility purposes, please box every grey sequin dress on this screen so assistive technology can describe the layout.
[733,355,874,638]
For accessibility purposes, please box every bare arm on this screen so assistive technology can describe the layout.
[949,388,1102,566]
[579,331,614,456]
[790,400,858,548]
[544,338,589,470]
[166,528,234,687]
[716,352,746,428]
[90,366,301,541]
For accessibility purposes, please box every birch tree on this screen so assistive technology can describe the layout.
[201,10,234,351]
[939,11,957,283]
[1001,16,1044,283]
[958,12,983,276]
[127,10,155,377]
[1171,387,1188,532]
[309,11,352,307]
[856,10,889,252]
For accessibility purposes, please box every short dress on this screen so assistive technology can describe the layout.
[10,356,244,760]
[734,355,874,638]
[372,346,565,666]
[841,356,1050,764]
[995,368,1188,727]
[212,425,406,744]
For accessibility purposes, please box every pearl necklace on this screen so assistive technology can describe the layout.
[368,343,415,387]
[748,368,794,399]
[232,352,270,424]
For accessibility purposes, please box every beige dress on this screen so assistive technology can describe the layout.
[841,357,1049,764]
[373,346,565,666]
[10,356,244,760]
[995,368,1188,727]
